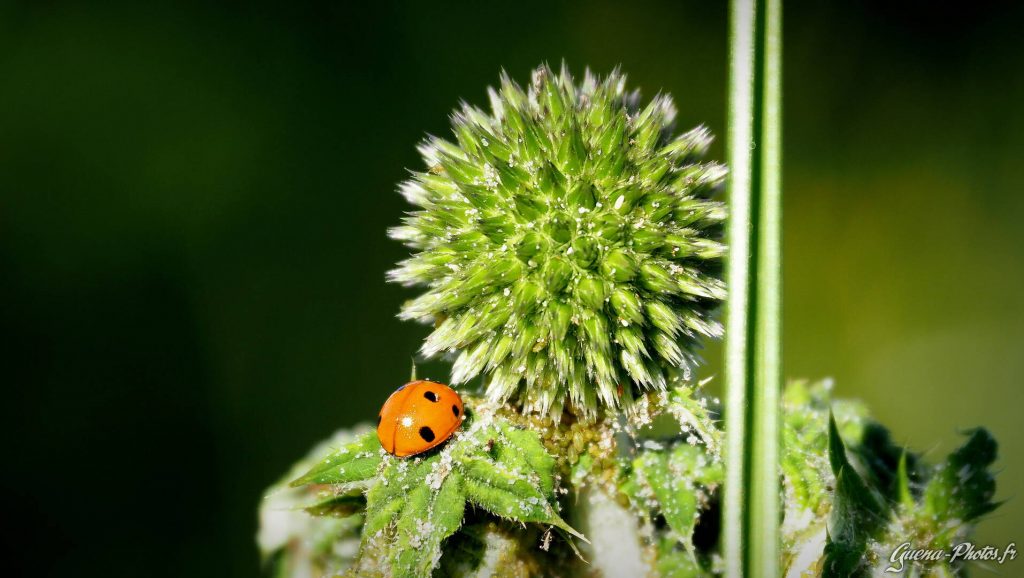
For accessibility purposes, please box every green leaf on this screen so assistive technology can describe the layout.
[923,428,999,524]
[639,450,699,543]
[895,451,914,510]
[359,458,459,577]
[435,521,549,578]
[354,409,585,577]
[852,422,922,504]
[290,431,383,487]
[303,492,366,518]
[780,380,874,517]
[655,536,705,578]
[258,425,375,577]
[461,430,582,539]
[634,443,721,536]
[622,441,722,576]
[666,385,722,454]
[827,414,885,516]
[823,413,889,578]
[492,423,557,497]
[776,383,1002,578]
[392,473,467,577]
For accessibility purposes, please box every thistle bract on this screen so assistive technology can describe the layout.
[389,65,726,417]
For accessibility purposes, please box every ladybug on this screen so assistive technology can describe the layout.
[377,380,464,457]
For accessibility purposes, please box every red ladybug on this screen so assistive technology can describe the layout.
[377,380,464,457]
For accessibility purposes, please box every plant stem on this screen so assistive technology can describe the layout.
[723,0,783,576]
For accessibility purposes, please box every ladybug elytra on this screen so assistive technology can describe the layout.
[376,380,464,457]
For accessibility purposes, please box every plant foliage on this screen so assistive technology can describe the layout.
[778,381,1001,578]
[288,403,583,578]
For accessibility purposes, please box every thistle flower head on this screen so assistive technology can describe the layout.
[389,64,726,417]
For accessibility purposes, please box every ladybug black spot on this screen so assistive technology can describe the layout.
[419,426,436,442]
[423,391,438,402]
[452,405,460,417]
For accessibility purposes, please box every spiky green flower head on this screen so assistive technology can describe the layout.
[389,64,727,418]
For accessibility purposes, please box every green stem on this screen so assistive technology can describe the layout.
[723,0,783,576]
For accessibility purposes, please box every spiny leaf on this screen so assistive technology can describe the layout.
[495,424,557,497]
[923,428,999,523]
[895,451,914,510]
[393,474,467,577]
[780,380,869,515]
[461,471,579,539]
[655,536,705,578]
[358,458,459,578]
[851,422,922,504]
[639,451,698,543]
[777,381,1002,578]
[861,429,1002,574]
[460,425,584,540]
[258,424,375,577]
[627,442,721,551]
[823,413,889,578]
[290,431,383,487]
[303,492,366,518]
[435,521,550,578]
[352,406,585,577]
[664,384,722,453]
[826,414,885,518]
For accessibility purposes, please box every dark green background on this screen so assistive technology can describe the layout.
[2,1,1021,575]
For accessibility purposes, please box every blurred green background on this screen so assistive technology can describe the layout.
[2,1,1021,575]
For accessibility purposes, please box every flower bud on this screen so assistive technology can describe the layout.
[600,249,636,282]
[570,236,599,268]
[542,257,574,293]
[389,64,726,417]
[574,276,608,310]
